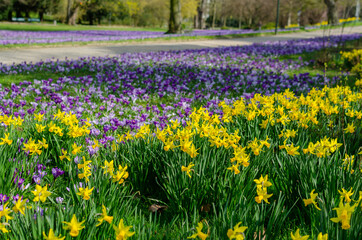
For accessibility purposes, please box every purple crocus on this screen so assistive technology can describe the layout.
[52,167,65,179]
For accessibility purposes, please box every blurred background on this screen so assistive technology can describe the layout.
[0,0,360,32]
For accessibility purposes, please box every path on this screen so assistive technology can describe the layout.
[0,25,361,65]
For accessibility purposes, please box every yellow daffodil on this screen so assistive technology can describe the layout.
[32,185,51,203]
[0,222,9,233]
[0,133,12,146]
[344,123,355,133]
[181,162,195,178]
[227,222,247,240]
[36,123,46,133]
[62,214,85,237]
[255,187,273,204]
[227,164,240,175]
[77,187,94,200]
[38,138,48,149]
[59,149,70,161]
[43,229,65,240]
[291,229,309,240]
[96,205,113,226]
[285,143,300,156]
[303,189,321,210]
[34,113,44,122]
[71,142,82,155]
[112,164,129,185]
[101,160,114,175]
[0,202,13,222]
[113,219,135,240]
[254,175,272,188]
[317,233,328,240]
[330,201,356,230]
[338,188,354,203]
[92,140,99,149]
[78,157,92,182]
[188,221,208,240]
[12,198,27,215]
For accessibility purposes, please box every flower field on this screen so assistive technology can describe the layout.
[0,28,301,46]
[0,34,361,239]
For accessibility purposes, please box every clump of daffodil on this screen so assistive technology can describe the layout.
[32,185,51,203]
[181,162,195,178]
[330,201,356,230]
[254,174,273,204]
[302,137,342,157]
[43,229,65,240]
[113,219,135,240]
[342,154,355,174]
[62,214,85,237]
[291,229,309,240]
[112,164,129,185]
[188,221,209,240]
[227,222,247,240]
[303,189,321,210]
[22,138,42,155]
[278,129,297,139]
[78,156,92,182]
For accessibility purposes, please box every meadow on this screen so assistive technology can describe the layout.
[0,33,361,239]
[0,28,301,47]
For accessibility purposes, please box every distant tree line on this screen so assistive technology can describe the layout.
[0,0,360,30]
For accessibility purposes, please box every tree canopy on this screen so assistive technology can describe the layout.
[0,0,359,30]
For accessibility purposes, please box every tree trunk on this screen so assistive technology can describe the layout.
[197,0,208,29]
[39,11,44,22]
[8,10,12,21]
[167,0,182,34]
[66,0,71,24]
[197,5,203,29]
[88,12,94,25]
[68,6,78,25]
[194,15,198,29]
[287,11,292,26]
[212,0,216,29]
[324,0,338,25]
[356,0,360,19]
